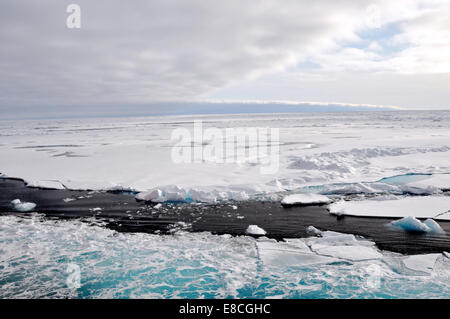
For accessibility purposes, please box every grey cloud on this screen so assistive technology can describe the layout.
[0,0,365,109]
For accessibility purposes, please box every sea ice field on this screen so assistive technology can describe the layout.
[0,111,449,298]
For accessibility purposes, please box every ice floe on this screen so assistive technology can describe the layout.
[256,240,338,267]
[329,196,450,220]
[10,199,36,212]
[402,254,441,274]
[281,193,331,206]
[258,231,382,268]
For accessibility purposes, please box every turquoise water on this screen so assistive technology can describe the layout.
[0,214,449,299]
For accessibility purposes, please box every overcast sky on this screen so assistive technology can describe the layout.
[1,0,449,118]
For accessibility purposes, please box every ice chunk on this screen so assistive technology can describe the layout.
[329,196,450,220]
[10,199,36,212]
[390,216,430,233]
[306,225,322,237]
[246,225,266,236]
[154,203,162,209]
[423,219,446,235]
[281,193,331,206]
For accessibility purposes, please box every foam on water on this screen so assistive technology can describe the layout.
[0,215,449,299]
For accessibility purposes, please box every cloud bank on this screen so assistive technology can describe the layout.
[0,0,449,114]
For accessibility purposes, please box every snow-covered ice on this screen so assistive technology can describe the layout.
[281,193,331,206]
[10,199,36,212]
[0,111,448,199]
[329,196,450,220]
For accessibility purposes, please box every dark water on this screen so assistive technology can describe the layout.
[0,177,449,255]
